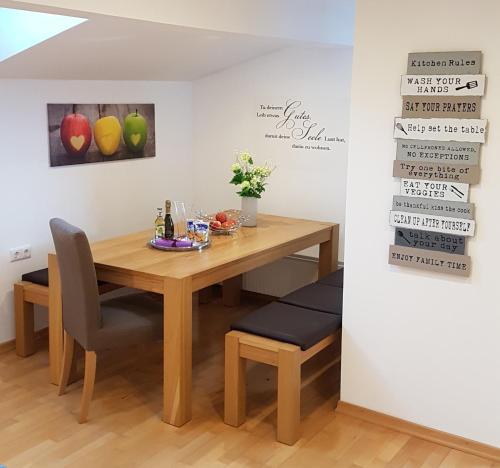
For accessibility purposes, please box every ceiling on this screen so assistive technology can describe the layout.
[5,0,354,46]
[0,4,298,80]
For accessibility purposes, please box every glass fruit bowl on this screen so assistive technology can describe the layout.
[197,209,247,235]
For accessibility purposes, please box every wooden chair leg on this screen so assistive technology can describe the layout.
[14,284,35,357]
[224,332,247,427]
[58,331,75,395]
[78,351,97,424]
[68,341,83,384]
[277,347,301,445]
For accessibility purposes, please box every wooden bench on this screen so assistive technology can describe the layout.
[224,269,343,445]
[14,269,116,357]
[14,269,50,357]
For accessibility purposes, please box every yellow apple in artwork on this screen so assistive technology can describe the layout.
[94,116,122,156]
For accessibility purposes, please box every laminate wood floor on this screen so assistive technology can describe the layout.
[0,294,497,468]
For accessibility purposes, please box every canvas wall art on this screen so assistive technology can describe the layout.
[47,103,155,167]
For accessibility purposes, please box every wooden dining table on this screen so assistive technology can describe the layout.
[48,213,339,426]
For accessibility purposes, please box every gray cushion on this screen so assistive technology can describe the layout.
[317,268,344,288]
[50,218,102,349]
[279,283,343,315]
[50,218,162,352]
[89,293,163,351]
[230,302,341,350]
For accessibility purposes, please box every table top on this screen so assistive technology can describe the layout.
[90,213,335,280]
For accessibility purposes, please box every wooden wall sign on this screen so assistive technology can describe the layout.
[402,96,481,118]
[389,211,475,236]
[393,160,480,184]
[394,228,466,255]
[401,75,485,96]
[394,118,487,143]
[389,245,471,277]
[390,50,484,277]
[400,179,469,202]
[396,140,480,165]
[407,51,481,75]
[392,196,474,220]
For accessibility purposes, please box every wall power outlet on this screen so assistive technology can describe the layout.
[10,244,31,262]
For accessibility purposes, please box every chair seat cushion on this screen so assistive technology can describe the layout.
[88,293,163,351]
[22,268,50,287]
[22,267,108,288]
[317,268,344,288]
[230,302,341,350]
[279,283,343,315]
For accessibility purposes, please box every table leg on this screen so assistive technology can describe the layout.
[222,275,242,307]
[164,276,193,426]
[318,224,339,279]
[48,253,63,385]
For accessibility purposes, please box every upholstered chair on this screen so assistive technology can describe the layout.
[50,218,163,423]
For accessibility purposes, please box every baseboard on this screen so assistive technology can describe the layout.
[0,339,15,354]
[0,327,48,355]
[336,401,500,462]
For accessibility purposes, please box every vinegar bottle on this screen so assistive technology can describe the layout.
[154,208,165,239]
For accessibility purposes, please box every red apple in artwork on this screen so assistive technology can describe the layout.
[60,113,92,156]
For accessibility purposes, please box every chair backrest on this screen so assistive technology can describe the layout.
[49,218,101,349]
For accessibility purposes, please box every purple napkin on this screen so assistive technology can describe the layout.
[154,238,193,248]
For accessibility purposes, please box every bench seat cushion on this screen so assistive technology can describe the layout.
[317,268,344,288]
[22,268,107,288]
[230,302,341,350]
[22,268,49,287]
[279,283,343,315]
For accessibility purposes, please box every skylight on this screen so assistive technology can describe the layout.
[0,7,86,62]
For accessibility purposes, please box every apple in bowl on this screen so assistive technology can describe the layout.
[208,212,239,234]
[215,212,227,223]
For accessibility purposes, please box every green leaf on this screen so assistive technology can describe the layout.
[230,174,244,185]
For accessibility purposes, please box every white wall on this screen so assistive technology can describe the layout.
[342,0,500,447]
[0,80,192,343]
[193,46,352,296]
[7,0,354,46]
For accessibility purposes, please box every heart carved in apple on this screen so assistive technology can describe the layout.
[94,116,122,156]
[60,113,92,156]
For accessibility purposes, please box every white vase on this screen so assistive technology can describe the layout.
[241,196,258,227]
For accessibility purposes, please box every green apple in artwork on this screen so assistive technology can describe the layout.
[123,110,148,152]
